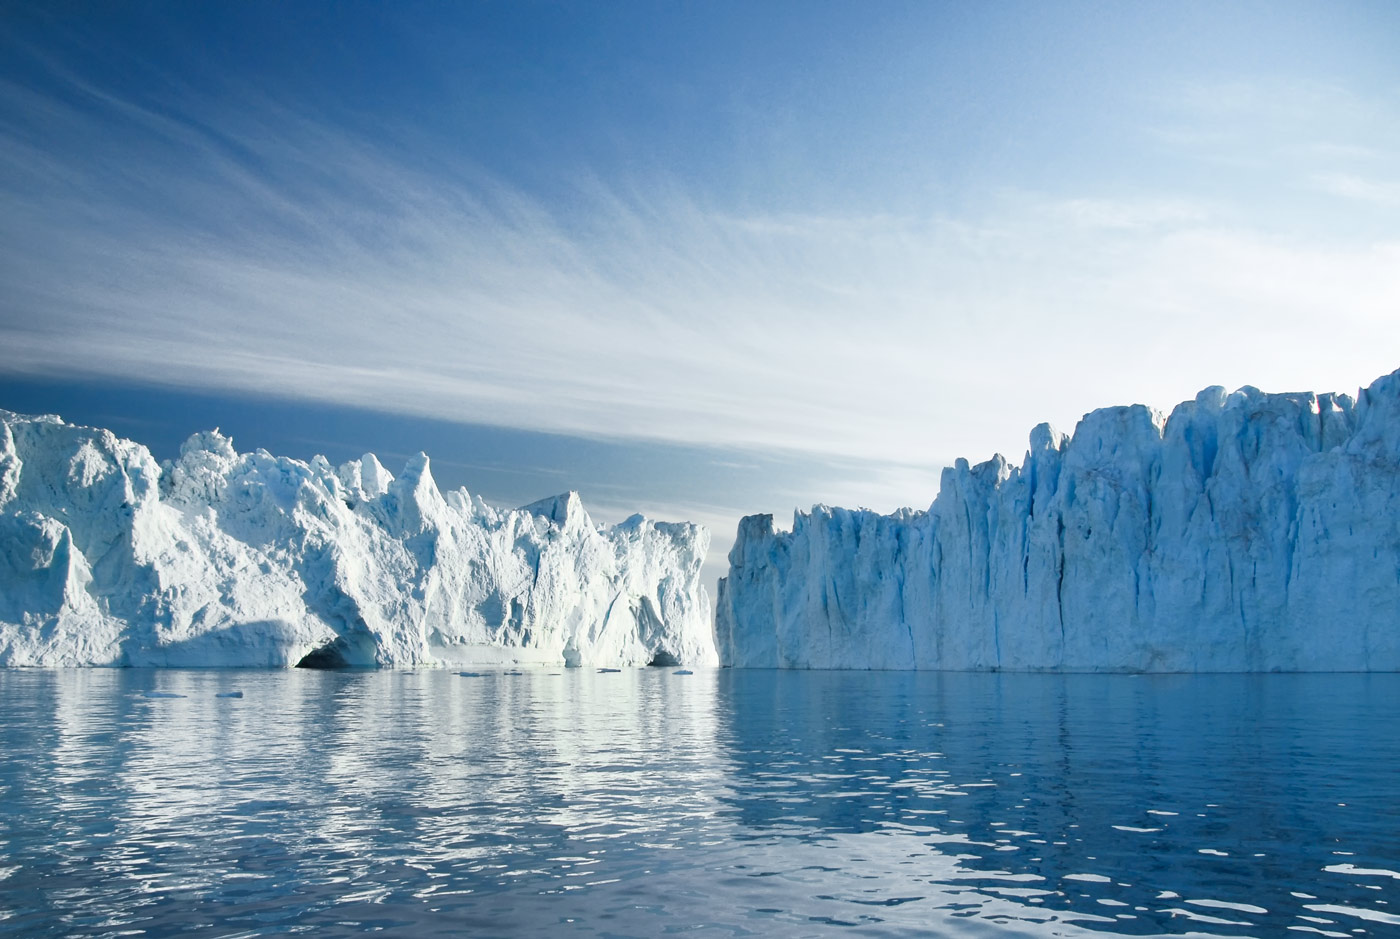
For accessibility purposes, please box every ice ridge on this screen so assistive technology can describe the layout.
[0,412,714,668]
[715,370,1400,671]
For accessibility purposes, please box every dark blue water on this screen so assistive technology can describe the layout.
[0,670,1396,937]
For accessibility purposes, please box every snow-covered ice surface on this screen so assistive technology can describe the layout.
[716,370,1400,671]
[0,412,714,667]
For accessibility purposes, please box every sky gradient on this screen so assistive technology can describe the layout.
[3,1,1399,586]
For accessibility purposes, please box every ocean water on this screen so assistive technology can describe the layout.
[0,669,1396,938]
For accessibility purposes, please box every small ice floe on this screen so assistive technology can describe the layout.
[503,670,523,675]
[598,667,621,673]
[142,691,185,699]
[458,671,483,677]
[673,669,694,675]
[215,691,243,699]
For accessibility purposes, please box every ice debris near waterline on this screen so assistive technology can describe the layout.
[0,411,713,668]
[717,369,1400,671]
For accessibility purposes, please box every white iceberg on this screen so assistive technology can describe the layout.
[0,411,714,668]
[716,369,1400,671]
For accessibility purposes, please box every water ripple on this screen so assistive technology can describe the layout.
[0,670,1395,936]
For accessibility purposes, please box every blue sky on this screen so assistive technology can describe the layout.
[2,1,1399,585]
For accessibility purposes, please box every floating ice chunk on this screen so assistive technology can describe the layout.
[215,691,243,698]
[458,671,483,678]
[598,667,621,673]
[674,669,694,675]
[0,410,714,669]
[142,691,185,699]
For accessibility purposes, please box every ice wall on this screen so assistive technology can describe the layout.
[0,412,714,667]
[716,371,1400,671]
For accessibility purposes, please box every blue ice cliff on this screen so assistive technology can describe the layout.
[717,370,1400,671]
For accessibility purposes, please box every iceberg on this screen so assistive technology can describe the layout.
[716,370,1400,671]
[0,411,714,668]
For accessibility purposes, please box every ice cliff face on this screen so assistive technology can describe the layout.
[717,370,1400,671]
[0,412,714,668]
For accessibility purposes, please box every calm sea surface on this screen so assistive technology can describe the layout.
[0,669,1396,937]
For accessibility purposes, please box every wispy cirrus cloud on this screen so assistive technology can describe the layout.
[3,67,1400,482]
[1312,172,1400,207]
